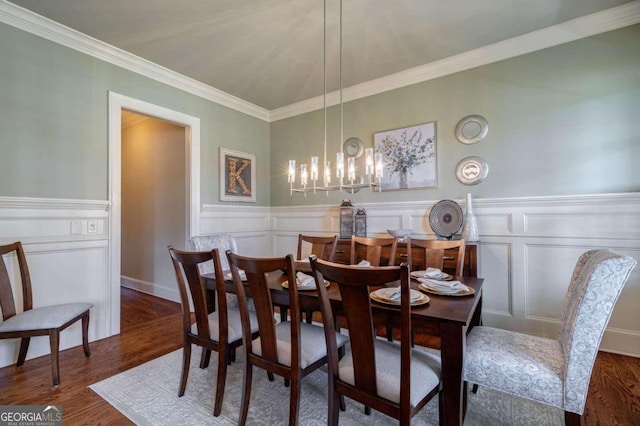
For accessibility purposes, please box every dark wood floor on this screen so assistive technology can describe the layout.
[0,288,638,425]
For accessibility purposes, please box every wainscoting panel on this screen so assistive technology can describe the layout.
[0,197,111,368]
[270,194,640,356]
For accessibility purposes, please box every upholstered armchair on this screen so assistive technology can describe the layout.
[464,249,636,425]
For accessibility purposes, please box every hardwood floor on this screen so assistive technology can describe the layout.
[1,288,638,425]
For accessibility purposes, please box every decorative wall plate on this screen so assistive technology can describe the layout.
[456,156,489,185]
[344,137,364,158]
[429,200,463,239]
[455,115,488,145]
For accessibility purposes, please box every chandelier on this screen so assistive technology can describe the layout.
[288,0,383,195]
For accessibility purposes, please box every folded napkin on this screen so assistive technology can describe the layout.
[358,260,371,267]
[295,272,315,287]
[418,278,468,291]
[424,267,442,278]
[224,270,247,281]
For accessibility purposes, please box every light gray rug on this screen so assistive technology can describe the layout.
[90,348,563,425]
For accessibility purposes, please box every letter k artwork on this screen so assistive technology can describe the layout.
[227,158,251,195]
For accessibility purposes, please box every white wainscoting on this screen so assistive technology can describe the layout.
[1,193,639,369]
[0,196,111,367]
[271,193,640,357]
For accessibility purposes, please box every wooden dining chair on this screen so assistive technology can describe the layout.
[464,249,636,426]
[226,251,348,426]
[405,237,466,276]
[350,236,398,266]
[309,257,443,425]
[296,234,338,262]
[168,247,258,417]
[0,241,92,387]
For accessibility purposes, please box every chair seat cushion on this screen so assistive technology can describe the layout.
[0,303,92,332]
[464,326,564,409]
[252,321,348,368]
[191,307,258,343]
[338,339,441,406]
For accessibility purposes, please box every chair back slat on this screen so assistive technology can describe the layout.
[0,242,33,321]
[168,247,214,339]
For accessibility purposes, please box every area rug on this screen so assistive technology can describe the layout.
[89,348,563,425]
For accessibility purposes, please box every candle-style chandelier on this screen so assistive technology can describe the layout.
[287,0,383,195]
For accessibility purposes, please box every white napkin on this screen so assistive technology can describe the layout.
[295,272,315,287]
[358,260,371,267]
[424,267,442,278]
[418,278,468,291]
[224,270,247,281]
[298,257,310,263]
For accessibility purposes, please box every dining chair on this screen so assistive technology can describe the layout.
[309,257,443,425]
[0,241,92,387]
[226,251,349,426]
[350,236,398,266]
[296,234,338,323]
[464,249,636,426]
[296,234,338,262]
[404,237,466,276]
[168,246,258,417]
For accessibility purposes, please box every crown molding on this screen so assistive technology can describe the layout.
[1,0,638,124]
[269,1,640,122]
[0,0,270,121]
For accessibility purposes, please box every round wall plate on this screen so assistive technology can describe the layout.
[344,137,364,158]
[455,115,488,145]
[429,200,463,239]
[456,156,489,185]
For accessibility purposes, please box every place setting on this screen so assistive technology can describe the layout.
[282,271,329,290]
[369,286,430,306]
[411,268,474,297]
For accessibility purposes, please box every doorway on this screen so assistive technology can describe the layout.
[108,92,201,335]
[120,110,186,300]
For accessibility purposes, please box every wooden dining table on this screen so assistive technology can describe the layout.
[202,264,483,426]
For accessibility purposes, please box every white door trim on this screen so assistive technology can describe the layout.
[108,91,201,334]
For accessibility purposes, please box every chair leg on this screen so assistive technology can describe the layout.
[472,384,479,394]
[386,324,393,342]
[82,311,91,356]
[213,346,227,417]
[16,337,31,366]
[339,395,346,412]
[178,344,191,397]
[238,363,253,426]
[327,385,340,425]
[364,405,371,415]
[267,371,275,381]
[200,349,212,369]
[49,330,61,387]
[564,411,581,426]
[304,310,313,324]
[288,374,301,426]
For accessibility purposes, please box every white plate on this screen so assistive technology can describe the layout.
[282,279,329,290]
[410,270,453,281]
[369,288,429,306]
[418,282,475,297]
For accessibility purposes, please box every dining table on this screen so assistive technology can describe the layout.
[202,262,484,426]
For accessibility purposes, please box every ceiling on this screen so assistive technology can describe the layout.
[7,0,636,111]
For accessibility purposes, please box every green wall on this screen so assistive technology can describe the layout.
[270,25,640,206]
[0,22,270,205]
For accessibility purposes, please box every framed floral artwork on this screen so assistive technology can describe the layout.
[219,147,256,202]
[374,121,437,191]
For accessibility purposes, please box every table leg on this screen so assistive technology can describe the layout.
[439,322,465,426]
